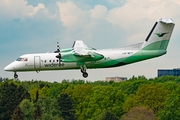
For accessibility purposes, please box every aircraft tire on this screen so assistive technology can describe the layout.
[14,74,18,78]
[82,72,88,78]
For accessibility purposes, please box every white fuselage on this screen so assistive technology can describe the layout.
[4,49,138,72]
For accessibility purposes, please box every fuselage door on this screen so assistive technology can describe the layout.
[34,56,41,70]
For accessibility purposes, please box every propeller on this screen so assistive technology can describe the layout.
[54,42,62,66]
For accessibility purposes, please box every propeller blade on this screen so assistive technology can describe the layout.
[56,53,62,67]
[54,42,60,53]
[54,41,62,66]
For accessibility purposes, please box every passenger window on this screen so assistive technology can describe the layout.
[49,60,51,62]
[57,59,59,62]
[53,60,55,62]
[44,60,46,63]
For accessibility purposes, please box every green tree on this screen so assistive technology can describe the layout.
[62,84,93,119]
[11,106,24,120]
[122,94,136,112]
[45,83,69,98]
[154,75,176,83]
[20,99,35,120]
[99,110,118,120]
[123,84,169,113]
[57,93,75,120]
[121,106,157,120]
[71,80,85,85]
[33,105,41,120]
[161,82,179,92]
[158,86,180,120]
[0,77,8,82]
[0,82,30,120]
[115,80,150,95]
[34,90,39,103]
[37,98,62,120]
[135,84,169,113]
[84,86,126,119]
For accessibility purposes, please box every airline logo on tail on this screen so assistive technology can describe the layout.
[155,33,168,37]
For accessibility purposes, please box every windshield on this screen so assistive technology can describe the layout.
[16,58,28,61]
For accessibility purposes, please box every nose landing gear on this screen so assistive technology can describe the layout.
[14,72,18,79]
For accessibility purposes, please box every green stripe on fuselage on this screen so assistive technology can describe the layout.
[122,50,166,64]
[115,40,169,66]
[87,49,166,68]
[108,49,166,67]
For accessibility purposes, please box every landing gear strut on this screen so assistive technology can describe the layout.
[14,72,18,79]
[80,65,88,78]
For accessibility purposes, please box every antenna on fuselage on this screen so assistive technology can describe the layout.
[54,41,62,66]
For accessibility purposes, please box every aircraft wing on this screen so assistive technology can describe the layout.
[61,40,104,62]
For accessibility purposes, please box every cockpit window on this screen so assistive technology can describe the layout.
[16,58,28,61]
[16,58,21,61]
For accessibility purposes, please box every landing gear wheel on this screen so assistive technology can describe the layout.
[82,72,88,78]
[80,65,88,78]
[14,73,18,79]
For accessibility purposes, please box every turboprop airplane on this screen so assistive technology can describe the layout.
[4,18,175,78]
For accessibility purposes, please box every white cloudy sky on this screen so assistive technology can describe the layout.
[1,0,180,82]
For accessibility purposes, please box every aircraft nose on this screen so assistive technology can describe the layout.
[4,64,14,71]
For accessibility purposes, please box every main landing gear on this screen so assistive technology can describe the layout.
[80,65,88,78]
[14,72,18,79]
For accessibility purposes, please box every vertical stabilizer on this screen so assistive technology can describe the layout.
[141,18,175,50]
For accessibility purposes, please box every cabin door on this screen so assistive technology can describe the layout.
[34,56,41,69]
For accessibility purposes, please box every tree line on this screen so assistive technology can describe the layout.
[0,75,180,120]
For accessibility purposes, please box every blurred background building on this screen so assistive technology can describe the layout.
[158,68,180,77]
[105,77,127,82]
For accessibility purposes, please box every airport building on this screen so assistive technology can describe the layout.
[105,77,127,82]
[158,68,180,77]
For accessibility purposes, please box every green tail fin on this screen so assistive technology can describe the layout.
[141,18,175,50]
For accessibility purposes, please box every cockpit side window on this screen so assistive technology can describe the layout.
[16,58,28,61]
[22,58,28,61]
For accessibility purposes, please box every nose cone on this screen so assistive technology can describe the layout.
[4,63,14,71]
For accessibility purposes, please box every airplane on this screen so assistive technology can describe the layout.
[4,18,175,79]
